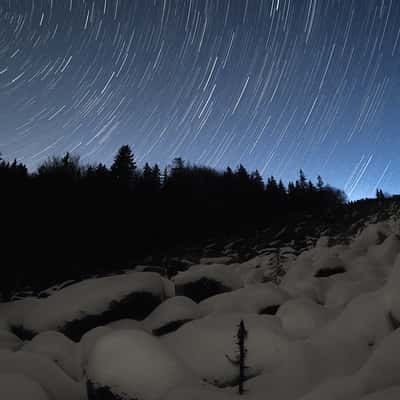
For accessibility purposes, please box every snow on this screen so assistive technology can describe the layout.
[198,283,289,316]
[383,254,400,323]
[174,263,243,290]
[200,256,233,264]
[162,383,234,400]
[143,296,200,333]
[276,297,337,339]
[0,373,50,400]
[0,350,85,400]
[299,328,400,400]
[0,297,40,328]
[22,272,166,334]
[78,326,114,376]
[162,313,290,387]
[106,318,144,331]
[360,387,400,400]
[22,331,81,381]
[2,220,400,399]
[0,329,23,351]
[86,329,193,400]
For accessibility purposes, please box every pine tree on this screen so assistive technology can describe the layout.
[111,145,137,189]
[298,169,307,190]
[152,164,161,190]
[317,175,324,191]
[250,170,264,192]
[226,320,249,395]
[271,247,285,284]
[376,188,385,201]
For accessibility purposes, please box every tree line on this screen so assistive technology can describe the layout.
[0,145,346,299]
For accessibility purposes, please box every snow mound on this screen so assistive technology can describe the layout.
[107,319,144,331]
[198,283,289,316]
[161,382,234,400]
[22,331,81,381]
[0,298,40,329]
[21,272,166,340]
[78,326,114,377]
[143,296,200,336]
[0,349,85,400]
[383,254,400,325]
[0,373,50,400]
[281,222,400,305]
[86,329,193,400]
[360,387,400,400]
[300,328,400,400]
[0,329,22,351]
[163,313,290,387]
[277,297,337,339]
[174,264,243,302]
[200,256,233,265]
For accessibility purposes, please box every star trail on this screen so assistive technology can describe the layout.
[1,0,400,199]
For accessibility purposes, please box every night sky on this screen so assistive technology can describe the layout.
[1,0,399,199]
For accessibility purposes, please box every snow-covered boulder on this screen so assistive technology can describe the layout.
[281,222,400,307]
[174,264,243,302]
[360,387,400,400]
[0,329,23,351]
[383,254,400,327]
[0,298,40,329]
[200,256,233,265]
[22,331,81,381]
[277,297,337,339]
[0,350,85,400]
[0,373,50,400]
[143,296,200,336]
[106,319,144,331]
[86,329,193,400]
[78,326,114,377]
[20,272,166,341]
[299,328,400,400]
[161,383,234,400]
[199,283,289,316]
[323,274,382,308]
[162,313,290,387]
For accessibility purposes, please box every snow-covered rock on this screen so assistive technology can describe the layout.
[277,297,337,339]
[86,329,193,400]
[174,264,243,302]
[106,319,144,331]
[0,329,23,351]
[198,283,289,316]
[163,313,290,387]
[360,387,400,400]
[161,383,234,400]
[200,256,233,265]
[0,350,85,400]
[22,331,81,381]
[0,373,50,400]
[78,326,114,377]
[0,297,40,329]
[299,328,400,400]
[21,272,166,340]
[143,296,200,336]
[383,254,400,326]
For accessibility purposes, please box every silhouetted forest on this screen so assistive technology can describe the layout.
[0,146,347,299]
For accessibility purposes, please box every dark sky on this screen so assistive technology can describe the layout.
[0,0,399,199]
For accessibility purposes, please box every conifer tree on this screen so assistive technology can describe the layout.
[226,320,249,395]
[111,145,137,189]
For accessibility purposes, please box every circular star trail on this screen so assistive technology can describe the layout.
[1,0,400,199]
